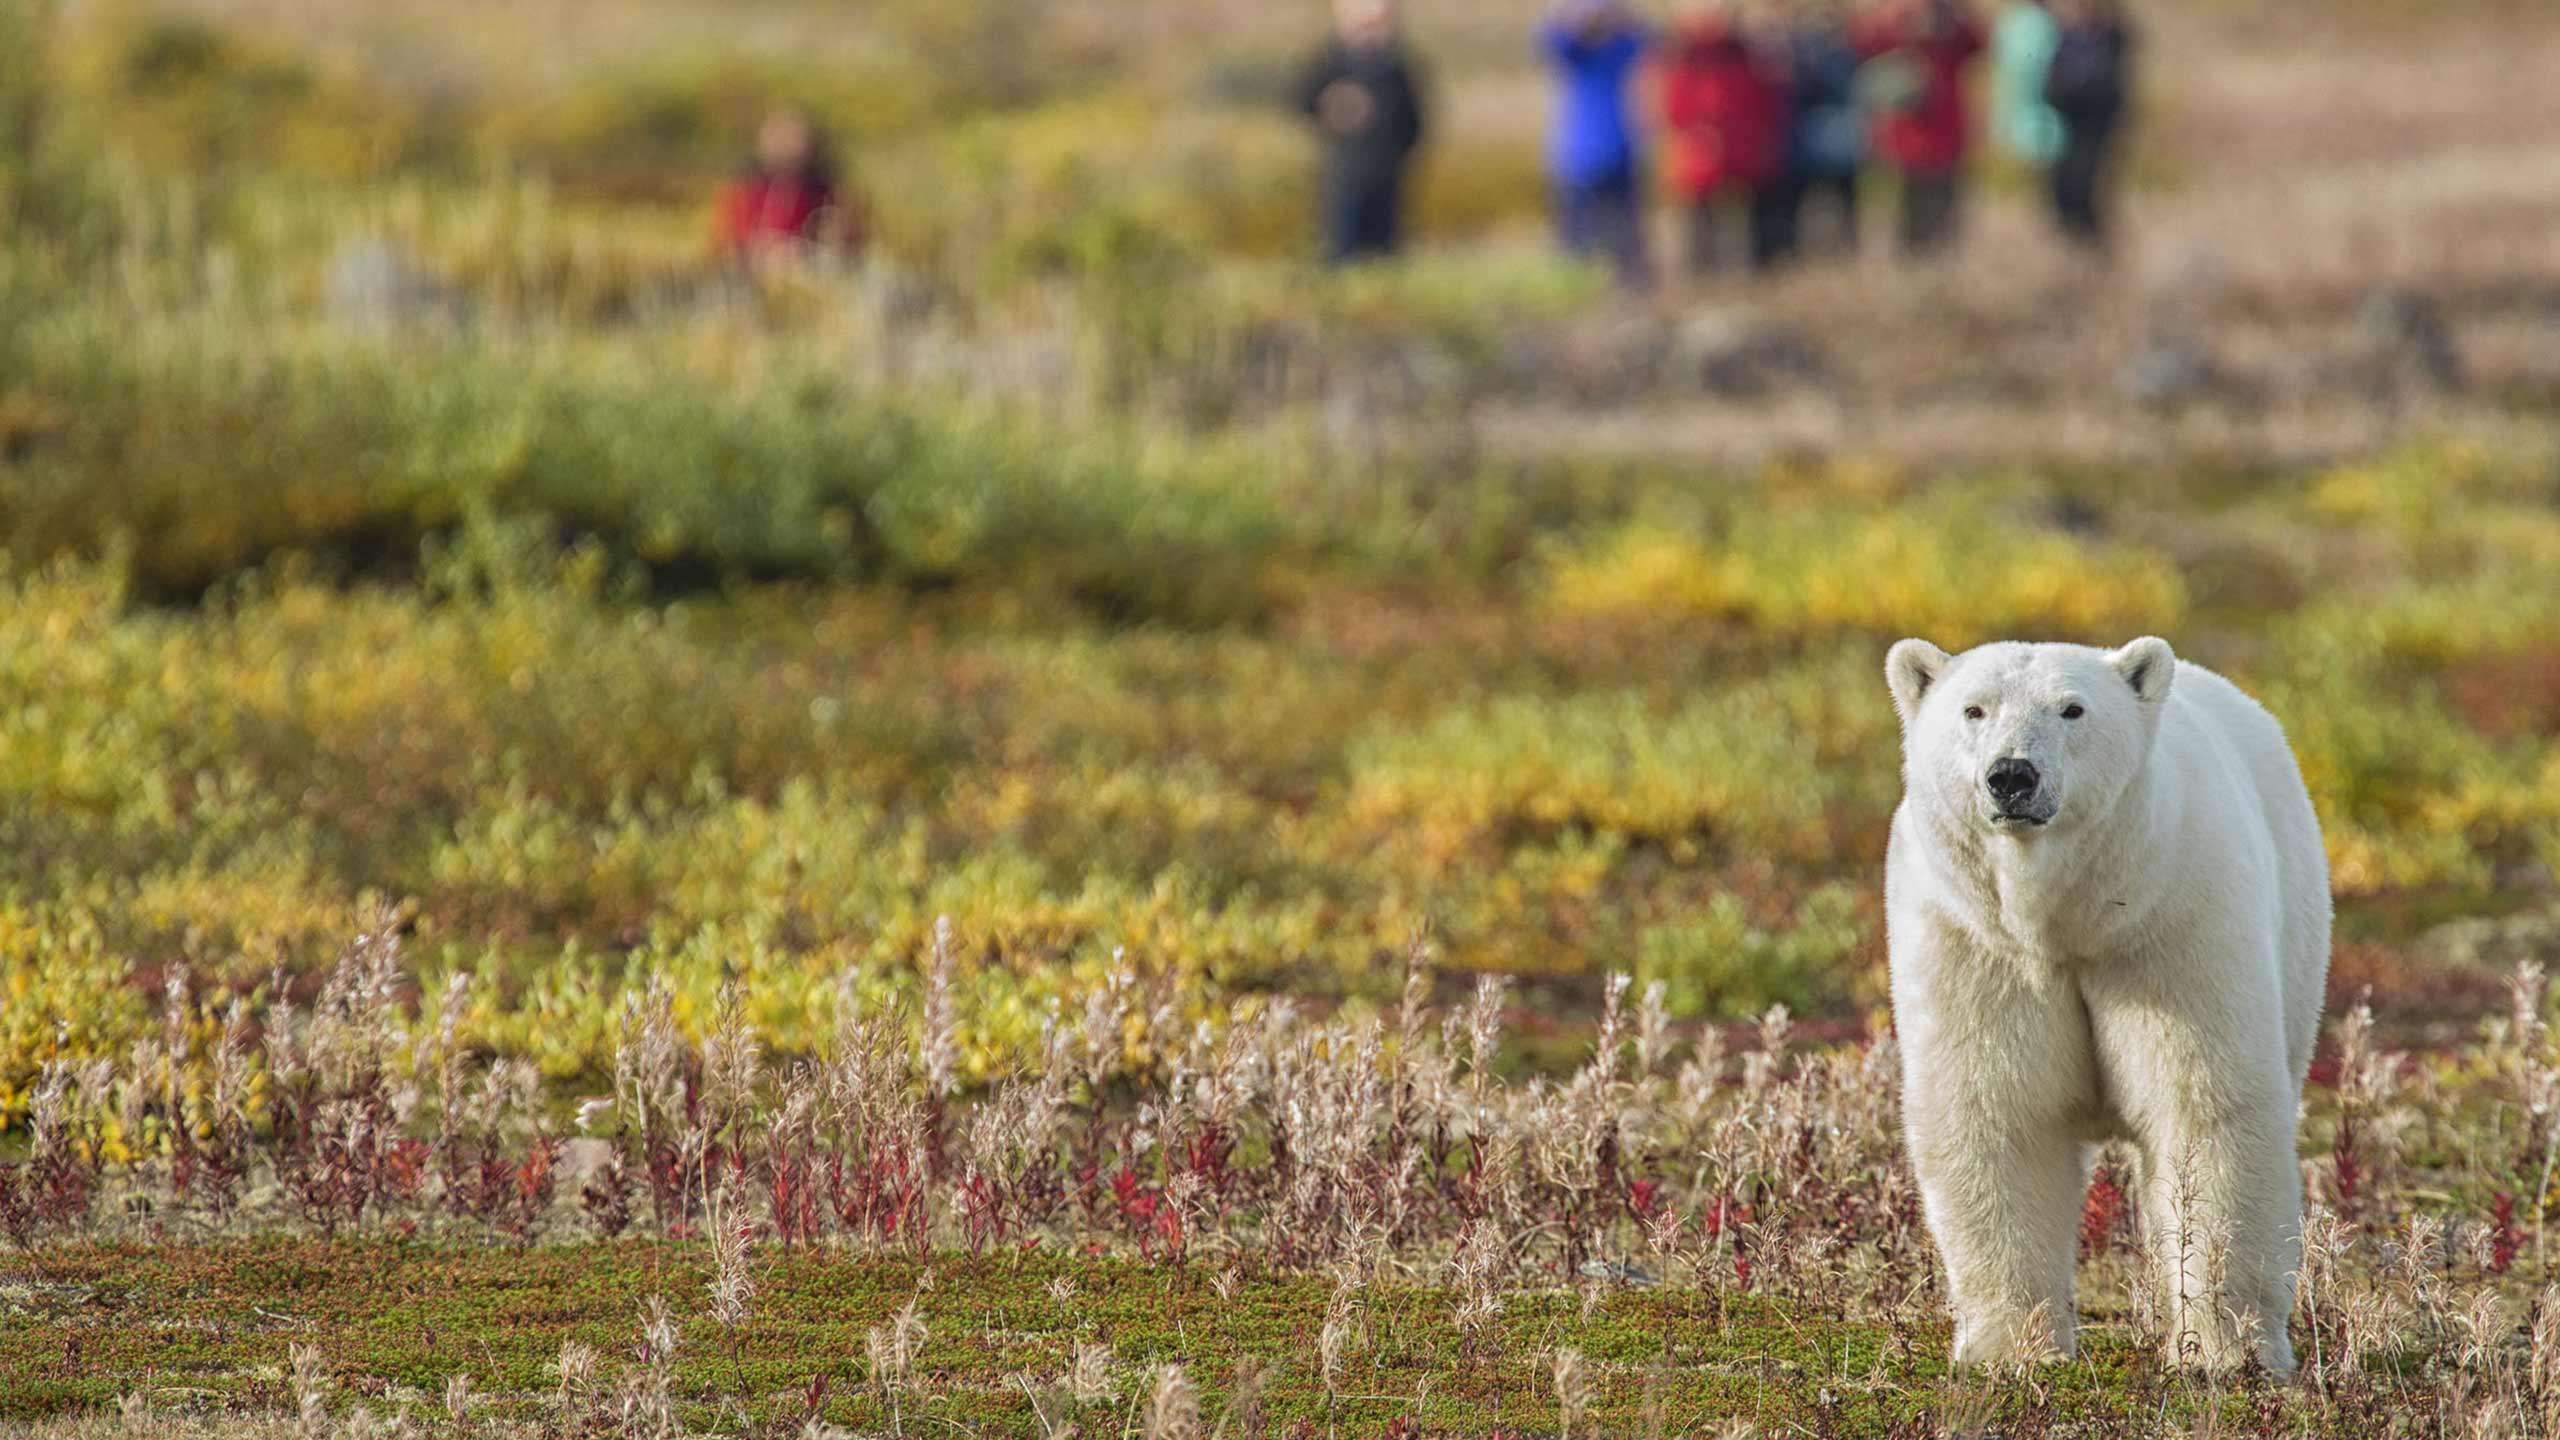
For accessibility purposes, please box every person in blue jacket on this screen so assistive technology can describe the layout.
[1539,0,1655,288]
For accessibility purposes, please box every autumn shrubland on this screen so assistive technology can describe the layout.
[5,0,2560,1431]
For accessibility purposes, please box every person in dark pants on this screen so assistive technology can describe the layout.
[1774,0,1867,261]
[1853,0,1987,259]
[1297,0,1430,266]
[2043,0,2134,253]
[1539,0,1654,288]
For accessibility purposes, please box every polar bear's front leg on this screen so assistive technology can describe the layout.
[1903,1086,2086,1368]
[2089,960,2302,1375]
[1890,905,2097,1371]
[2124,1109,2300,1373]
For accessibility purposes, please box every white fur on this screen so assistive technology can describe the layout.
[1882,636,2329,1373]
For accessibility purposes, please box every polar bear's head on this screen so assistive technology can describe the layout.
[1884,636,2176,835]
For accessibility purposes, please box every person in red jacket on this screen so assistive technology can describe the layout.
[714,109,866,265]
[1853,0,1987,258]
[1661,2,1793,276]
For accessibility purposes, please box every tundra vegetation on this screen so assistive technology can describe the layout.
[4,0,2560,1433]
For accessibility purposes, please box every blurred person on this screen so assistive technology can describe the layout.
[1661,1,1792,276]
[1772,0,1868,262]
[2043,0,2135,251]
[1991,0,2065,171]
[715,109,863,263]
[1852,0,1987,259]
[1539,0,1655,288]
[1296,0,1431,265]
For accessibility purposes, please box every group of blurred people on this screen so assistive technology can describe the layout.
[709,0,2135,283]
[1298,0,2137,282]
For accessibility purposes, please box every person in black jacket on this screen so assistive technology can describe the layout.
[1774,0,1867,262]
[2044,0,2135,251]
[1297,0,1430,265]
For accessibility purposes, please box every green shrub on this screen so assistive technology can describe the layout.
[0,906,148,1125]
[1637,885,1870,1022]
[470,0,1105,209]
[58,5,423,182]
[0,1,116,261]
[480,56,937,206]
[0,314,1295,624]
[1349,648,1899,865]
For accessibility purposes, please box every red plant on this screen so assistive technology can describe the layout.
[2490,1193,2521,1275]
[768,1148,823,1248]
[1702,1192,1753,1238]
[1109,1164,1188,1261]
[828,1143,929,1250]
[381,1138,431,1203]
[1693,1191,1760,1289]
[1184,1122,1236,1198]
[957,1171,1008,1255]
[505,1139,561,1244]
[2080,1164,2127,1259]
[1111,1164,1149,1226]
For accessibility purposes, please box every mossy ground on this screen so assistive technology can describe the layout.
[0,1242,2310,1436]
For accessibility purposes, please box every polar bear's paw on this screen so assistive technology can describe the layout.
[1951,1303,2076,1372]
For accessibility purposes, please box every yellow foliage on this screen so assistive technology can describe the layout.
[57,6,421,182]
[1543,492,2187,648]
[1544,527,1749,620]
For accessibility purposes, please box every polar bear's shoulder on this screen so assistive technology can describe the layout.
[2154,660,2327,908]
[2158,659,2296,780]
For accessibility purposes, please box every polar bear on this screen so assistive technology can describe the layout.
[1883,636,2329,1374]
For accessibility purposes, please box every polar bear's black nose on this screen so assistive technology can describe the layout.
[1986,759,2040,804]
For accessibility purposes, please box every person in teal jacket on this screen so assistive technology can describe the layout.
[1991,0,2064,169]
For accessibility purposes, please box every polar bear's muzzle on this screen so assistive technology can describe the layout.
[1984,758,2058,827]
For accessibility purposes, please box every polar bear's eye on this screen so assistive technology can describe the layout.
[1963,706,1985,721]
[2062,704,2086,720]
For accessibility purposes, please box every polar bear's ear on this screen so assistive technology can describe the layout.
[1886,639,1951,721]
[2109,636,2177,705]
